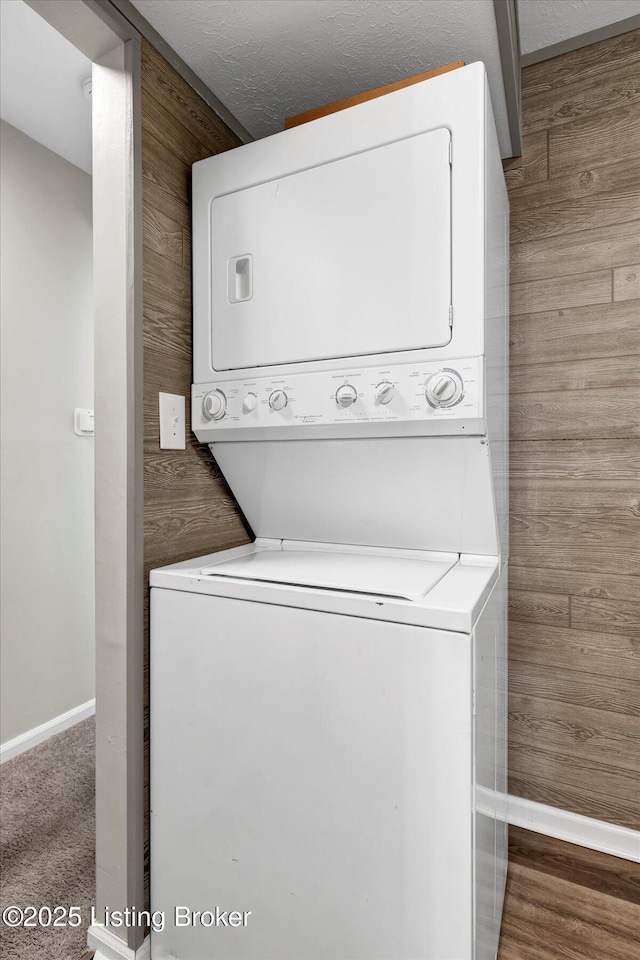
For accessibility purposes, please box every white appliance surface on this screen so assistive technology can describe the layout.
[210,128,451,371]
[152,59,509,960]
[151,585,475,960]
[211,437,499,555]
[150,541,499,633]
[200,546,456,600]
[193,64,490,389]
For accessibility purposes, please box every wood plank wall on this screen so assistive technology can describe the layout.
[141,40,252,902]
[504,30,640,830]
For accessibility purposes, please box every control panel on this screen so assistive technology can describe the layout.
[193,357,482,434]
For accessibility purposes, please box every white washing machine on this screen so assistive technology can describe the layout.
[151,62,509,960]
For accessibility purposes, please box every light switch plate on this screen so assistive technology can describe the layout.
[159,393,186,450]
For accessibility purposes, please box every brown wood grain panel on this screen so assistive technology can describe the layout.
[510,387,640,441]
[144,497,250,568]
[142,176,189,228]
[142,205,183,265]
[142,88,218,170]
[506,30,640,858]
[508,742,640,816]
[510,439,640,480]
[509,300,640,366]
[521,61,640,136]
[509,478,640,518]
[570,597,640,638]
[509,157,640,221]
[284,62,465,128]
[143,246,191,317]
[548,102,640,179]
[614,263,640,301]
[511,183,640,245]
[509,589,570,627]
[510,219,640,284]
[510,514,639,576]
[507,768,640,831]
[142,41,240,154]
[510,661,639,717]
[510,356,640,394]
[510,270,612,315]
[522,30,640,91]
[503,129,548,186]
[142,128,192,203]
[508,620,640,680]
[509,566,640,604]
[508,694,640,775]
[497,859,640,960]
[507,826,640,905]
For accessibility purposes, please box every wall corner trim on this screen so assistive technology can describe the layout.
[493,0,523,157]
[88,925,150,960]
[507,794,640,863]
[0,700,96,764]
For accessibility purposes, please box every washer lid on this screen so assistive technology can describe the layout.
[199,549,457,601]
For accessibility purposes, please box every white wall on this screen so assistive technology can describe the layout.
[0,119,94,744]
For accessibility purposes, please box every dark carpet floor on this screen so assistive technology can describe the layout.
[0,717,95,959]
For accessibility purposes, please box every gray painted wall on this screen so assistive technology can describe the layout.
[0,120,94,744]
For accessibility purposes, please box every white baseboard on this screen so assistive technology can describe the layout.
[88,925,150,960]
[507,794,640,863]
[0,698,95,764]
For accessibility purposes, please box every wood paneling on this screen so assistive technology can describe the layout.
[498,827,640,959]
[614,263,640,301]
[509,589,569,627]
[141,40,251,907]
[510,270,612,315]
[506,32,640,833]
[509,301,640,366]
[503,129,548,186]
[509,621,639,679]
[510,219,640,283]
[548,102,640,179]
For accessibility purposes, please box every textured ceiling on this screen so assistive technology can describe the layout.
[0,0,92,173]
[131,0,513,156]
[519,0,640,56]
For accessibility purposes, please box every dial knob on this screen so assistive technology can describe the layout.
[202,389,226,421]
[242,392,257,413]
[375,381,394,405]
[269,389,288,411]
[336,384,358,407]
[425,372,461,408]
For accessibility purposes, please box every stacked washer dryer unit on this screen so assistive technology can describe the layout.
[150,62,509,960]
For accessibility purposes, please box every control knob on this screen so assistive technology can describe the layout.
[202,389,226,421]
[242,392,258,413]
[425,371,462,408]
[375,381,394,405]
[269,389,288,411]
[336,384,358,407]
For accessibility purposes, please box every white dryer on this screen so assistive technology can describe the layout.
[151,62,509,960]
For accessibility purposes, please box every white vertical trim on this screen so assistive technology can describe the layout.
[93,36,145,953]
[507,794,640,863]
[0,699,95,764]
[88,925,150,960]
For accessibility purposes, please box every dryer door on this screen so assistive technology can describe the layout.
[210,127,452,371]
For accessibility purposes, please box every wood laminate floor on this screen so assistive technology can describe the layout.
[498,827,640,960]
